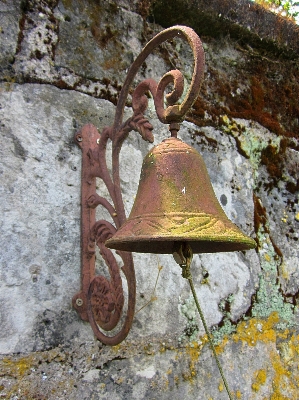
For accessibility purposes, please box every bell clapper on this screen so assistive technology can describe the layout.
[173,242,234,400]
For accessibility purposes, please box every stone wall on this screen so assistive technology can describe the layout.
[0,0,298,399]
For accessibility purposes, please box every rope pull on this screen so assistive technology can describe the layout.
[173,242,234,400]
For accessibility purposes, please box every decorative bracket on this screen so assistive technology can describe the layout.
[72,25,205,345]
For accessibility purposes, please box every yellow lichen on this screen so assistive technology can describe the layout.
[1,356,34,377]
[218,381,224,392]
[280,263,290,281]
[180,342,203,383]
[281,210,288,223]
[162,376,169,389]
[252,369,267,392]
[269,334,299,399]
[232,312,289,347]
[210,312,298,398]
[111,344,121,352]
[215,336,229,355]
[264,253,271,262]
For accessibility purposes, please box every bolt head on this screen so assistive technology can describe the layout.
[76,298,83,307]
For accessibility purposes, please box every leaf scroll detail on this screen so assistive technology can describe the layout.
[128,112,154,143]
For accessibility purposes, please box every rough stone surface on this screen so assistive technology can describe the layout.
[152,0,299,57]
[0,0,22,79]
[0,0,298,399]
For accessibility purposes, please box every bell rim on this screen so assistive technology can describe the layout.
[105,234,256,254]
[105,210,257,254]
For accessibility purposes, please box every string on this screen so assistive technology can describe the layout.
[174,242,234,400]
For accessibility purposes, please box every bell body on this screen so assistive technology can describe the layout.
[106,137,256,254]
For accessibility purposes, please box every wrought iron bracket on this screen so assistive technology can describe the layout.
[72,25,205,345]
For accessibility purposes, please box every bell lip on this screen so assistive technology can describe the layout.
[105,235,257,254]
[105,211,257,254]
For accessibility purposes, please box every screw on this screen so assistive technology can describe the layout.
[76,298,83,307]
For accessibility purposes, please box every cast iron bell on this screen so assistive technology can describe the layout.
[105,136,256,254]
[74,26,256,350]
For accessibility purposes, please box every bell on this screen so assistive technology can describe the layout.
[105,137,256,254]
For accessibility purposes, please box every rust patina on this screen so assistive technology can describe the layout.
[106,136,256,254]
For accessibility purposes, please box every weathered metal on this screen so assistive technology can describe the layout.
[105,137,256,254]
[73,26,205,345]
[72,125,136,345]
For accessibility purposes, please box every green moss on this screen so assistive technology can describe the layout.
[221,115,282,179]
[212,318,235,345]
[251,232,296,329]
[252,277,295,330]
[211,294,236,344]
[250,196,297,330]
[179,296,200,343]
